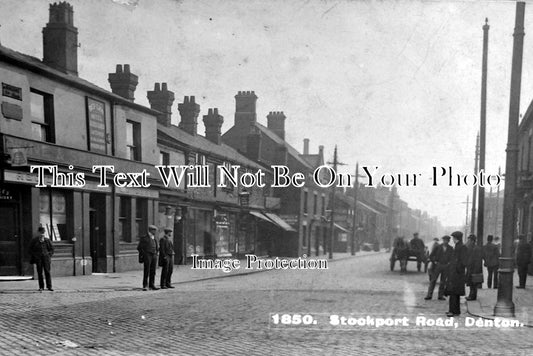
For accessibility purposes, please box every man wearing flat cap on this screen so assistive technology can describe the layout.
[137,225,159,291]
[444,231,469,316]
[425,235,453,300]
[159,227,175,289]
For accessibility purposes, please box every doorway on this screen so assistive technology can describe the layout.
[89,193,106,273]
[0,202,20,275]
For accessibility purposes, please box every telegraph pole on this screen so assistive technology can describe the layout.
[495,1,525,317]
[477,18,489,247]
[351,163,359,255]
[494,166,502,235]
[328,146,338,259]
[471,133,480,235]
[463,195,470,237]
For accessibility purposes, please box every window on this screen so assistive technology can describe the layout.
[118,196,131,242]
[313,193,318,215]
[126,121,141,161]
[321,196,326,216]
[39,189,69,241]
[135,198,147,240]
[303,191,308,214]
[302,225,307,249]
[160,151,170,165]
[30,89,54,143]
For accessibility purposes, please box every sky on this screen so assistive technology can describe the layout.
[1,0,532,227]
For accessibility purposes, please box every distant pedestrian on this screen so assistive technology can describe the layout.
[137,225,159,291]
[409,232,426,272]
[28,227,54,292]
[428,237,440,280]
[425,235,452,300]
[444,231,468,317]
[465,234,484,301]
[515,234,532,289]
[159,228,175,289]
[483,235,500,289]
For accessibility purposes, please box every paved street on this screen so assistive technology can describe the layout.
[1,252,532,355]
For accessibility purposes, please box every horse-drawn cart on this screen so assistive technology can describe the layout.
[389,237,428,272]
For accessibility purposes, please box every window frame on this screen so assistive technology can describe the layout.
[30,88,55,143]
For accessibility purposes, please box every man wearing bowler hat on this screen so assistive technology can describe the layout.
[444,231,468,316]
[137,225,159,291]
[159,227,175,289]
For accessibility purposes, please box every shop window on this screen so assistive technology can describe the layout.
[135,198,147,240]
[118,196,131,242]
[39,189,69,241]
[126,120,141,161]
[30,89,54,143]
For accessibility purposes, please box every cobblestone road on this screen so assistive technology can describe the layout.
[1,253,532,355]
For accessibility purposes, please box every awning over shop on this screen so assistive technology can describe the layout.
[249,210,272,223]
[264,213,297,232]
[334,223,350,233]
[357,201,382,215]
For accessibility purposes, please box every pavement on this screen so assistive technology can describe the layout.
[465,275,533,327]
[0,251,372,293]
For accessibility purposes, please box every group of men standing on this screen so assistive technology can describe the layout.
[423,231,532,317]
[136,225,176,291]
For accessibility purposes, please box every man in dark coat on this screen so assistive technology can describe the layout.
[483,235,500,289]
[465,234,484,300]
[516,234,532,289]
[409,232,426,272]
[425,235,453,300]
[137,225,159,291]
[28,227,55,291]
[445,231,468,317]
[159,228,175,289]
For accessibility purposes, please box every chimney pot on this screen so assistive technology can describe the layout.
[108,64,138,101]
[178,96,200,136]
[267,111,287,140]
[203,107,224,144]
[303,138,310,155]
[162,83,167,91]
[147,82,175,127]
[43,1,78,75]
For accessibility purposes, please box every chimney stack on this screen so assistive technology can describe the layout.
[203,108,224,144]
[246,126,262,161]
[303,138,310,155]
[108,64,138,101]
[267,111,286,140]
[42,2,78,75]
[178,96,200,136]
[234,91,257,127]
[147,83,175,126]
[318,145,324,157]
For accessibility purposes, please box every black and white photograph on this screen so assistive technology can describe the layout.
[0,0,532,354]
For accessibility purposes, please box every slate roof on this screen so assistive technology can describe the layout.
[158,124,269,171]
[0,44,159,116]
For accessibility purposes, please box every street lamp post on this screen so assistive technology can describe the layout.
[494,1,525,317]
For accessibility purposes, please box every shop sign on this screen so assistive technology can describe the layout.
[0,188,13,200]
[2,83,22,101]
